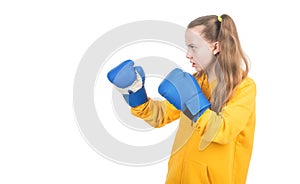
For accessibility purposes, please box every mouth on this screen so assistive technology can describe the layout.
[190,61,196,67]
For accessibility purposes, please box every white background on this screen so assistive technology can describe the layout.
[1,0,300,183]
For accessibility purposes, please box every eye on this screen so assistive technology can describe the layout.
[188,45,196,49]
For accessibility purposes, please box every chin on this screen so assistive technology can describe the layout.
[195,67,203,72]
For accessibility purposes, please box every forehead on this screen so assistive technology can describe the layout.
[189,25,206,34]
[185,26,207,44]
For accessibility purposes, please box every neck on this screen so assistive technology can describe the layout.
[205,60,217,83]
[207,70,216,83]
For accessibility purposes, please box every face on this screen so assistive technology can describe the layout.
[185,26,218,72]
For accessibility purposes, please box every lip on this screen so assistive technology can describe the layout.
[190,61,196,67]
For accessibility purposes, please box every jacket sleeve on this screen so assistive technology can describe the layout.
[131,98,181,128]
[196,78,256,148]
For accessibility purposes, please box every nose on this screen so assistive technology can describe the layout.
[186,47,193,59]
[186,52,192,59]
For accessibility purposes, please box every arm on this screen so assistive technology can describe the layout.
[196,78,256,149]
[131,98,181,128]
[107,60,180,128]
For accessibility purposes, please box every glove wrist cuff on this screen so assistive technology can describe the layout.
[185,92,211,122]
[123,86,148,107]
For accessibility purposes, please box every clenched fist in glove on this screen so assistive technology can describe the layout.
[158,68,210,122]
[107,59,148,107]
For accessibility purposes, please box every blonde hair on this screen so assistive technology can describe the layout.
[188,14,249,113]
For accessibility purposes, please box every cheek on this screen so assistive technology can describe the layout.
[199,47,212,58]
[194,49,212,64]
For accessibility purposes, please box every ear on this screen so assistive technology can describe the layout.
[213,41,220,55]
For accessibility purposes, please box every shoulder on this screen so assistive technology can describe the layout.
[234,76,256,97]
[226,76,256,106]
[240,77,256,89]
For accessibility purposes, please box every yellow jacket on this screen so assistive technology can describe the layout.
[131,74,256,184]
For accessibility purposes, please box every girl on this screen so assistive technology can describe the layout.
[108,14,256,184]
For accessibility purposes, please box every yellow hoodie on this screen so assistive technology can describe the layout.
[131,74,256,184]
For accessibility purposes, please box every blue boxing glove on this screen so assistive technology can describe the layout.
[158,68,210,122]
[107,59,148,107]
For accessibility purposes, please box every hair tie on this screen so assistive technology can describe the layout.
[217,15,222,22]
